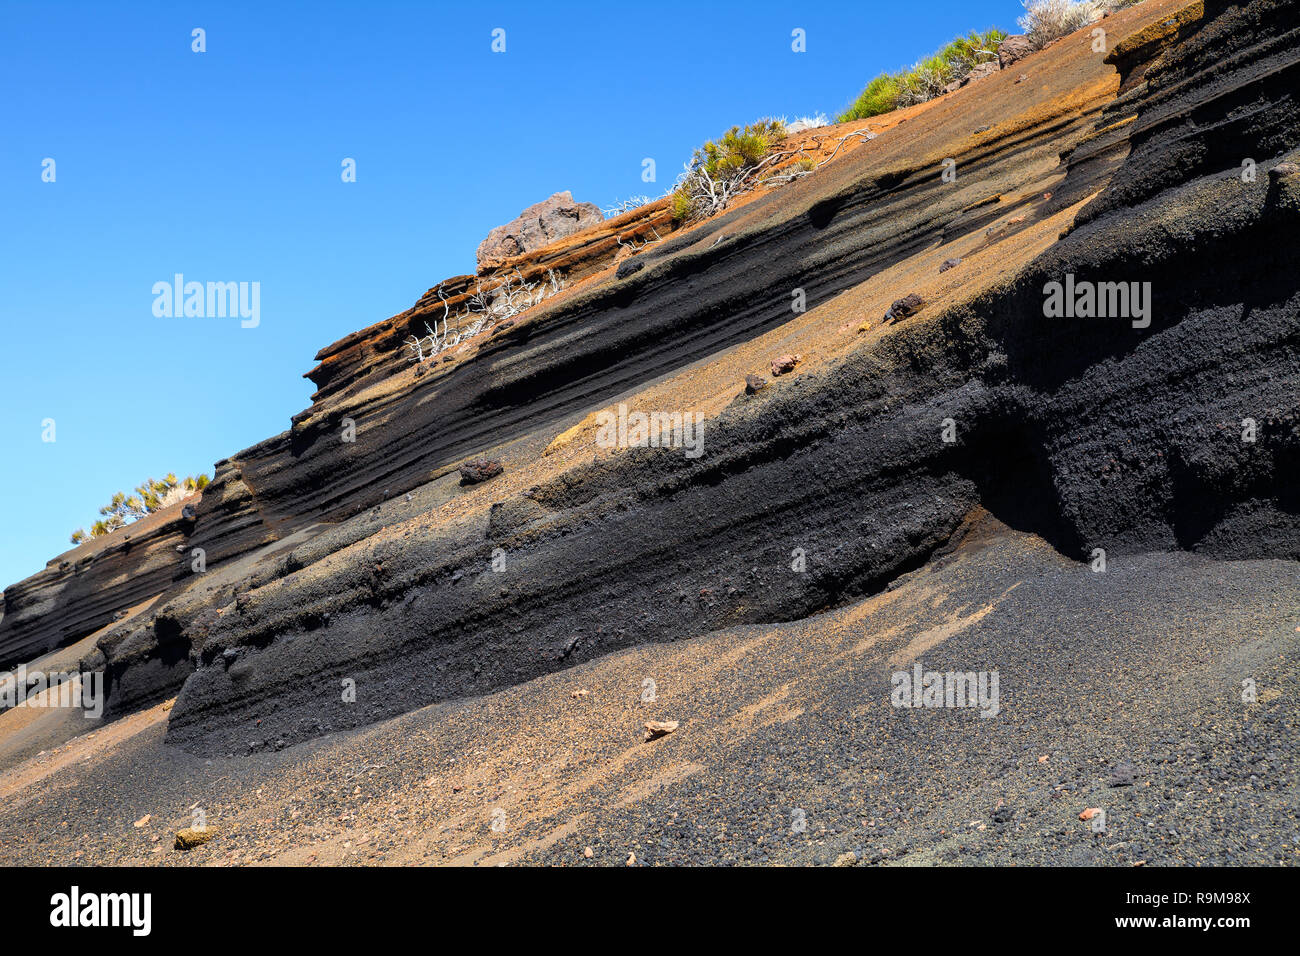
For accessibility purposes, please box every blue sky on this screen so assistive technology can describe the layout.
[0,0,1022,589]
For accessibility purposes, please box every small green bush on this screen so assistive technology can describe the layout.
[838,27,1008,122]
[672,119,788,223]
[693,119,787,179]
[670,187,695,223]
[942,29,1009,73]
[839,74,901,121]
[71,473,210,544]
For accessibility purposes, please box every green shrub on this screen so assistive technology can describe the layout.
[693,119,787,179]
[670,187,695,223]
[838,27,1008,122]
[71,473,210,544]
[942,29,1009,73]
[672,119,788,223]
[839,74,901,121]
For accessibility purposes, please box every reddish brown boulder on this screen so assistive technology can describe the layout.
[771,354,802,376]
[476,191,604,272]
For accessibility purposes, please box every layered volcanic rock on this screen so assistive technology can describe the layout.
[0,501,197,672]
[5,0,1298,765]
[157,0,1299,753]
[305,198,674,405]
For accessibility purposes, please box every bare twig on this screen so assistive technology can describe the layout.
[407,270,567,363]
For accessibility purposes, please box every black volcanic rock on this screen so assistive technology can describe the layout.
[459,459,504,485]
[164,0,1300,756]
[7,0,1298,759]
[884,293,925,323]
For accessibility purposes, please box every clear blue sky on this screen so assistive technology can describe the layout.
[0,0,1022,589]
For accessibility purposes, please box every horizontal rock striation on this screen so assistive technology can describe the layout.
[0,502,197,672]
[8,0,1296,757]
[305,200,676,406]
[164,0,1300,753]
[177,16,1146,587]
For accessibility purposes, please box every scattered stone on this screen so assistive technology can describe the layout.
[965,61,999,84]
[133,814,151,828]
[1016,73,1030,84]
[644,720,679,741]
[1079,807,1102,822]
[458,458,504,485]
[857,322,873,334]
[1270,162,1300,180]
[770,354,802,376]
[974,125,992,134]
[174,826,218,851]
[884,294,925,324]
[571,688,589,698]
[583,846,594,859]
[476,191,604,272]
[745,374,768,394]
[832,851,859,867]
[1038,754,1049,763]
[939,257,962,273]
[616,257,645,279]
[626,852,637,866]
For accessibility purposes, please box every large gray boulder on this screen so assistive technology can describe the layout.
[476,191,604,272]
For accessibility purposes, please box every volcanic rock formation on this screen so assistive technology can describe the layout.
[2,0,1297,768]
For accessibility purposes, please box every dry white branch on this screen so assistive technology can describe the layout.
[816,129,878,168]
[616,226,664,254]
[407,270,567,363]
[602,195,654,217]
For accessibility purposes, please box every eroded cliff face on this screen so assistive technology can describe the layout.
[6,0,1297,756]
[0,503,197,672]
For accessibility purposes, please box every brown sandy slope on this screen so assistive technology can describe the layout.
[0,514,1295,866]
